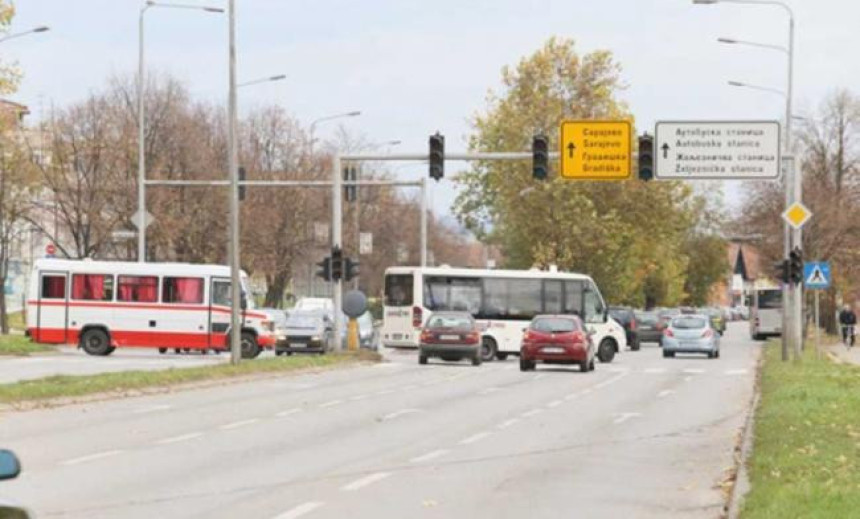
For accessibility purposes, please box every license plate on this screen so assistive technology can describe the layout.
[542,347,565,354]
[290,343,307,348]
[439,334,460,340]
[680,342,700,348]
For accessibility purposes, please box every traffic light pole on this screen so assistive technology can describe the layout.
[332,154,343,352]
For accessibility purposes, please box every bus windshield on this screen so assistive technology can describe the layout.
[757,290,782,309]
[384,274,413,307]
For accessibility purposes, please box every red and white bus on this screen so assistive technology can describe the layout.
[26,258,276,357]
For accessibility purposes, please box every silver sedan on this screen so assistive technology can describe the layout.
[661,315,720,359]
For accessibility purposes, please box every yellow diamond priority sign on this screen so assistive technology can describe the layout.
[782,202,812,229]
[559,120,631,180]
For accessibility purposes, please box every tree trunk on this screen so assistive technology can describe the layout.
[0,275,8,335]
[264,270,290,308]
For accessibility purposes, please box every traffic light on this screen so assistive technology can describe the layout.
[315,256,332,281]
[429,132,445,181]
[789,247,803,284]
[532,135,549,180]
[343,166,357,203]
[331,246,344,281]
[638,134,654,181]
[344,257,360,282]
[238,166,247,201]
[774,260,789,284]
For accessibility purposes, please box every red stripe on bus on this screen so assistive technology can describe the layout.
[26,300,268,319]
[28,327,226,349]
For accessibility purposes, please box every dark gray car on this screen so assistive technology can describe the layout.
[634,311,663,344]
[276,310,333,355]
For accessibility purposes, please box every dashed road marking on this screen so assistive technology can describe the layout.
[521,409,543,418]
[341,472,391,491]
[271,501,325,519]
[410,449,449,463]
[581,388,593,395]
[319,400,344,409]
[682,368,705,374]
[219,419,260,430]
[156,432,203,445]
[381,409,422,421]
[657,389,675,398]
[594,372,629,389]
[644,368,666,374]
[275,408,302,418]
[546,400,563,409]
[61,450,123,466]
[478,387,502,395]
[725,369,748,375]
[613,412,641,425]
[374,390,395,396]
[497,418,520,430]
[459,432,490,445]
[133,404,172,414]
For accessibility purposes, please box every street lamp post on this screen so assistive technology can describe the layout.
[0,26,49,44]
[237,74,287,89]
[137,1,223,264]
[695,0,798,360]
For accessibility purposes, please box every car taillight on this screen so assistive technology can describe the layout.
[523,330,534,342]
[702,329,713,338]
[572,331,585,344]
[466,332,480,344]
[630,319,636,331]
[412,307,423,328]
[663,328,674,338]
[420,330,433,342]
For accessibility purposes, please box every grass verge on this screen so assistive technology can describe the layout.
[7,311,25,332]
[0,334,55,356]
[0,350,379,406]
[741,342,860,518]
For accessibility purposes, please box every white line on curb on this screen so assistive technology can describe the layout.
[133,404,172,414]
[497,418,520,429]
[156,432,203,445]
[276,408,302,418]
[319,400,343,408]
[219,419,260,430]
[459,432,490,445]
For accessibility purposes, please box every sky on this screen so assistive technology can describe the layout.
[8,0,860,226]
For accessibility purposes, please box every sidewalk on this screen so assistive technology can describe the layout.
[826,341,860,365]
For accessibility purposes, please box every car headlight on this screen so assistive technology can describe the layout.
[311,336,321,341]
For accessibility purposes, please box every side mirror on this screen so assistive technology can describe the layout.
[0,449,21,481]
[602,309,609,323]
[522,327,528,333]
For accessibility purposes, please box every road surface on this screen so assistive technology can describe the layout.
[1,322,759,518]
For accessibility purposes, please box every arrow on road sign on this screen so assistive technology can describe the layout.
[661,143,669,158]
[567,142,576,159]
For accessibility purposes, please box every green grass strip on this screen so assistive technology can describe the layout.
[0,351,378,405]
[741,343,860,518]
[0,334,55,356]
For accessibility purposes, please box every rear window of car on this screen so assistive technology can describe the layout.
[672,317,707,329]
[427,315,473,329]
[384,274,413,307]
[609,308,632,322]
[636,313,658,325]
[531,317,580,333]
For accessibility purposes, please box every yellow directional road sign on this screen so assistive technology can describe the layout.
[783,202,812,229]
[559,120,632,180]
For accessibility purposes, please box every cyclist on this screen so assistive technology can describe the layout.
[839,304,857,347]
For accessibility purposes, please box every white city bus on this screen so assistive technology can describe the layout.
[750,287,782,340]
[26,258,276,357]
[381,266,627,362]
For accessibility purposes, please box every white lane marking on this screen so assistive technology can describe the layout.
[341,472,391,491]
[156,432,203,445]
[319,400,344,408]
[684,376,693,382]
[594,372,629,389]
[459,432,491,445]
[271,501,325,519]
[497,418,520,430]
[219,419,260,430]
[133,404,172,414]
[381,409,422,421]
[546,399,563,409]
[521,409,543,418]
[613,412,642,425]
[61,450,123,466]
[725,369,748,375]
[275,408,302,418]
[534,374,547,380]
[607,366,630,373]
[478,387,502,395]
[644,368,666,374]
[409,449,449,463]
[657,389,675,398]
[348,394,368,401]
[682,368,705,374]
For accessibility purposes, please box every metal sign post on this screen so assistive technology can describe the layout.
[804,261,831,359]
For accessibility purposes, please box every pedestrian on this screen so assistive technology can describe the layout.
[838,304,857,347]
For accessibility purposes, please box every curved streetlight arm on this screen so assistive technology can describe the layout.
[694,0,793,19]
[145,1,224,13]
[717,37,788,54]
[0,26,50,44]
[727,80,786,97]
[237,74,287,88]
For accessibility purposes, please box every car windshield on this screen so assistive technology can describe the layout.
[636,312,658,325]
[532,317,579,333]
[286,315,323,329]
[427,315,473,329]
[672,317,707,329]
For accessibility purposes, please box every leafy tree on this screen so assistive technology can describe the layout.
[0,2,21,94]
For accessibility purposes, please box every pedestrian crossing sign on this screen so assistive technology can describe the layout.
[803,261,831,290]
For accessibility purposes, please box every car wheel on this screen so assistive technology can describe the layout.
[597,339,616,363]
[419,354,428,365]
[80,329,112,356]
[580,359,590,372]
[240,332,261,359]
[481,337,497,362]
[496,352,508,361]
[630,338,640,351]
[174,348,182,354]
[471,355,482,367]
[519,357,534,371]
[589,358,596,371]
[662,350,671,358]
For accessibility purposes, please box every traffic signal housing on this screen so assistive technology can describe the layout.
[344,257,360,282]
[344,165,357,203]
[429,133,445,181]
[638,134,654,181]
[789,247,803,284]
[532,135,549,181]
[773,259,789,284]
[238,166,247,201]
[331,246,344,281]
[315,256,332,281]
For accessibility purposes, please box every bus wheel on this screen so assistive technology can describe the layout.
[80,329,112,356]
[240,333,261,359]
[495,352,508,361]
[481,337,497,362]
[158,348,167,354]
[597,339,616,363]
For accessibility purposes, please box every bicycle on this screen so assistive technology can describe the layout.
[843,325,856,348]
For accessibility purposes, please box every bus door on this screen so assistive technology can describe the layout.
[35,271,69,343]
[209,277,232,349]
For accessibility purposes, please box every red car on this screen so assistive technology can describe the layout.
[520,315,595,372]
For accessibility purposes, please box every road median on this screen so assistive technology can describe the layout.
[0,350,379,409]
[740,342,860,517]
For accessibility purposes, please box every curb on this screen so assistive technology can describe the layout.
[725,344,765,519]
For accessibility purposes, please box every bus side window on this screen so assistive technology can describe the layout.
[212,281,232,306]
[41,275,66,299]
[544,280,563,314]
[564,280,583,317]
[583,282,605,324]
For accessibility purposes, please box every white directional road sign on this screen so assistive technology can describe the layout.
[655,121,781,180]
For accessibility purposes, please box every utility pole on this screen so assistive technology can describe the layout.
[227,0,242,365]
[331,154,343,351]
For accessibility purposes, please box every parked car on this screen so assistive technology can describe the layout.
[634,310,663,344]
[0,449,30,518]
[608,306,639,351]
[419,312,482,366]
[260,308,290,349]
[276,310,333,355]
[657,307,681,327]
[662,315,720,359]
[520,315,595,372]
[699,307,726,335]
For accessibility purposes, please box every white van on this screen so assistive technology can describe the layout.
[750,288,782,340]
